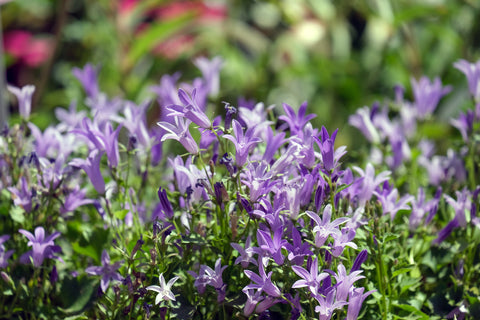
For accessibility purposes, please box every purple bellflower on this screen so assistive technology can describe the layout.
[243,259,282,298]
[8,176,33,213]
[157,117,199,154]
[0,235,14,268]
[188,258,228,302]
[331,228,358,257]
[346,287,375,320]
[60,185,95,216]
[69,149,106,194]
[7,84,35,120]
[19,227,62,267]
[411,76,451,119]
[374,187,414,221]
[231,235,257,268]
[306,204,349,248]
[146,273,179,304]
[314,287,347,320]
[249,227,288,266]
[223,120,262,167]
[454,59,480,101]
[167,88,212,128]
[332,264,365,302]
[348,106,381,144]
[85,249,123,293]
[72,64,99,99]
[278,101,316,136]
[285,227,314,266]
[291,256,329,295]
[351,163,390,208]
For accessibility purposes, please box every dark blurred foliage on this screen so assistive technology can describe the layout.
[2,0,480,146]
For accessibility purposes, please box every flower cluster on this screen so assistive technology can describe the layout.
[1,56,480,319]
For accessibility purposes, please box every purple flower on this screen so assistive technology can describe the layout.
[59,186,95,216]
[223,120,261,167]
[332,264,365,302]
[85,250,123,293]
[346,287,375,320]
[188,258,227,302]
[249,227,288,266]
[454,59,480,100]
[154,188,174,220]
[314,287,347,320]
[306,205,349,248]
[292,256,329,295]
[351,163,390,207]
[72,64,99,99]
[285,227,313,266]
[451,110,475,143]
[374,187,413,221]
[244,260,282,297]
[409,187,441,230]
[157,117,199,154]
[69,149,106,194]
[411,76,451,119]
[19,227,62,267]
[167,89,212,128]
[146,273,179,304]
[7,84,35,120]
[0,235,14,268]
[348,106,381,144]
[314,126,344,173]
[231,235,257,268]
[8,176,33,213]
[331,228,358,257]
[279,101,316,136]
[444,188,471,228]
[351,249,368,273]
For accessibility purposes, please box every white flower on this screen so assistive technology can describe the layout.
[146,273,179,304]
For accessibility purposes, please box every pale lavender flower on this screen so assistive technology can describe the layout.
[188,258,228,301]
[85,250,123,292]
[249,227,287,266]
[167,88,212,128]
[157,117,199,154]
[72,64,99,98]
[223,120,261,167]
[285,226,314,266]
[279,101,316,136]
[194,56,223,97]
[444,188,472,228]
[331,228,358,257]
[409,187,441,230]
[244,260,282,297]
[348,105,381,144]
[451,110,475,143]
[60,186,94,216]
[411,76,451,119]
[231,235,257,268]
[7,84,35,120]
[454,59,480,100]
[306,204,349,248]
[19,227,62,267]
[332,264,364,302]
[351,163,390,207]
[346,287,375,320]
[314,287,347,320]
[69,149,106,194]
[292,256,329,295]
[8,176,33,213]
[0,235,14,268]
[374,187,414,221]
[146,273,179,304]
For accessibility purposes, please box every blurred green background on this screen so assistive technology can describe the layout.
[2,0,480,146]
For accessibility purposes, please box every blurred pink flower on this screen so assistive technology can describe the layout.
[3,30,52,67]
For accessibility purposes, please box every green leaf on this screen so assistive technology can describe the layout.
[72,243,99,264]
[126,14,193,65]
[394,303,429,320]
[391,266,415,279]
[9,206,25,224]
[383,233,400,243]
[59,277,98,315]
[113,209,129,220]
